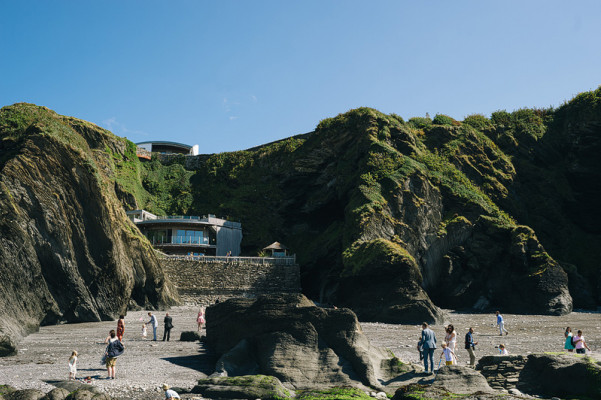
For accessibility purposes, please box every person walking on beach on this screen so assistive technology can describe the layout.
[116,315,125,341]
[146,312,158,341]
[421,322,437,374]
[573,330,591,354]
[104,330,124,379]
[162,384,181,399]
[496,311,509,336]
[68,351,77,380]
[465,327,478,368]
[197,307,205,332]
[564,327,575,352]
[163,313,173,342]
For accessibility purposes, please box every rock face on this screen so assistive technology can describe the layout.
[205,294,393,390]
[171,106,575,319]
[0,104,178,355]
[517,353,601,398]
[0,385,114,400]
[192,375,292,400]
[431,365,493,394]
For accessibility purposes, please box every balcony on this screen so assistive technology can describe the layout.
[147,235,216,247]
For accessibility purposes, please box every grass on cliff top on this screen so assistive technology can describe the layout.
[0,104,90,161]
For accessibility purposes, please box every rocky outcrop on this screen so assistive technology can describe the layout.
[431,365,494,394]
[170,107,573,318]
[192,375,292,400]
[517,353,601,398]
[205,293,394,390]
[0,384,114,400]
[0,104,178,355]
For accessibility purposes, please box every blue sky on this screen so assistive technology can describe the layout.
[1,1,600,153]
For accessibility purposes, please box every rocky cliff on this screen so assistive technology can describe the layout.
[0,104,178,355]
[134,91,601,320]
[3,87,599,336]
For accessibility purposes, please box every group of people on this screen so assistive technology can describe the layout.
[143,312,174,342]
[419,311,595,374]
[418,311,512,374]
[67,308,208,383]
[564,326,591,354]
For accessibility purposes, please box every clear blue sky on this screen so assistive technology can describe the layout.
[1,1,600,153]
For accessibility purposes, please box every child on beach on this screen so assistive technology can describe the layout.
[499,344,508,355]
[417,336,423,360]
[68,351,77,380]
[564,327,575,352]
[439,342,457,366]
[142,323,147,339]
[573,330,591,354]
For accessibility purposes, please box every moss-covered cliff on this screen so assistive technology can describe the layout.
[133,89,601,321]
[3,87,599,337]
[0,104,178,355]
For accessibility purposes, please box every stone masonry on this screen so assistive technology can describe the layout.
[162,258,301,304]
[476,355,527,391]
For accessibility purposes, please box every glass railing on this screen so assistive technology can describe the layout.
[148,235,213,245]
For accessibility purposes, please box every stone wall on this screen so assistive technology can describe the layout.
[476,355,527,391]
[162,258,301,304]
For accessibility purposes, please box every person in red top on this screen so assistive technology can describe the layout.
[116,315,125,341]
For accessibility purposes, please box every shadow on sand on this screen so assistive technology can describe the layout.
[161,343,216,375]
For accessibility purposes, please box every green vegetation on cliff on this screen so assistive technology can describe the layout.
[3,86,600,319]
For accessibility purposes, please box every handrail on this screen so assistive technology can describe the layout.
[163,255,297,265]
[148,235,213,245]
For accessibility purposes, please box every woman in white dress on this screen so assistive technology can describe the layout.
[445,325,458,364]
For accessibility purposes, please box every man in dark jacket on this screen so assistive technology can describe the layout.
[465,327,478,367]
[163,313,174,341]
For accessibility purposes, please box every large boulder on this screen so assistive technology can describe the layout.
[0,104,178,354]
[3,390,46,400]
[192,375,292,400]
[50,382,99,395]
[206,293,394,390]
[41,388,69,400]
[431,365,493,394]
[517,353,601,398]
[392,384,522,400]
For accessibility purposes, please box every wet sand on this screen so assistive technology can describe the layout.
[1,307,600,399]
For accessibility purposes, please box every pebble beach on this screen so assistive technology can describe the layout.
[1,306,601,399]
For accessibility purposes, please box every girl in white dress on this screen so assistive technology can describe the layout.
[68,351,77,380]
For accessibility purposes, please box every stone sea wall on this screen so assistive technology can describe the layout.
[161,258,301,304]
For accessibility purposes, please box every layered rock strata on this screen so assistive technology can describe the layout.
[0,104,177,355]
[205,294,394,390]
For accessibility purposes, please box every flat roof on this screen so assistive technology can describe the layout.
[136,141,192,150]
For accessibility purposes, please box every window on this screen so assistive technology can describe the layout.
[146,230,169,244]
[175,229,205,244]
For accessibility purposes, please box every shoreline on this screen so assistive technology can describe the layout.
[2,307,601,399]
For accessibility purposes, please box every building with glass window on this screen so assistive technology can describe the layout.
[126,210,242,256]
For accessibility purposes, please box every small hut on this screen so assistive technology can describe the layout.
[263,241,288,257]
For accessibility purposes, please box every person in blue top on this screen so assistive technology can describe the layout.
[496,311,509,336]
[420,322,437,373]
